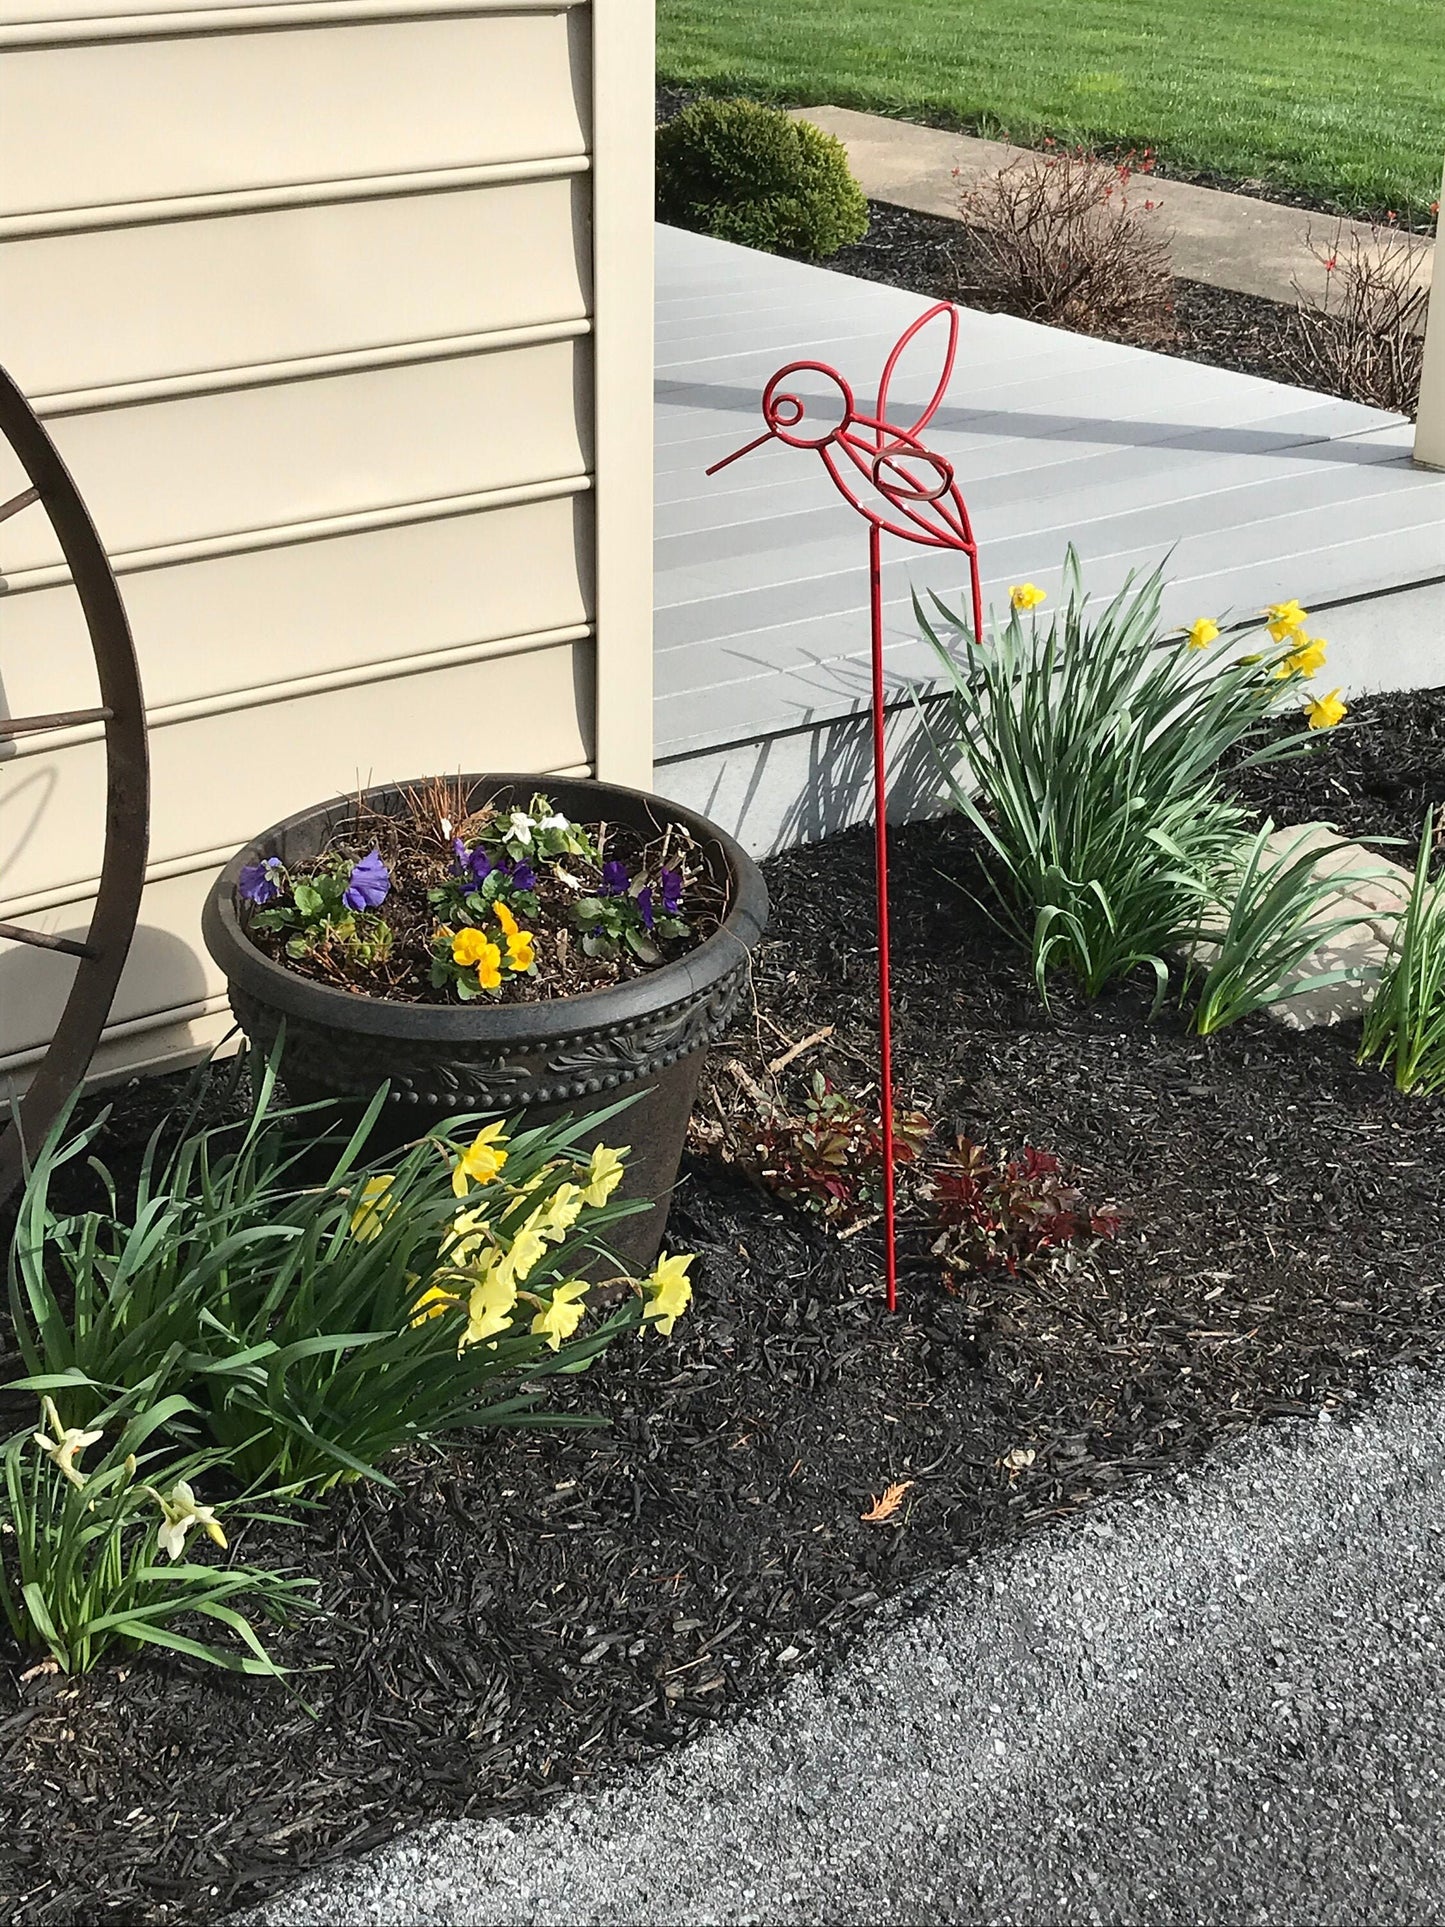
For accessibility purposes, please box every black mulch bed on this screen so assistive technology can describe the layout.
[7,694,1445,1924]
[828,199,1340,400]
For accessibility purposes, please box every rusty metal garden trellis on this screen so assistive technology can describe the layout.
[0,362,149,1200]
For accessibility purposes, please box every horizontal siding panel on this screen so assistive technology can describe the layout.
[0,340,593,572]
[1,494,593,716]
[0,12,588,216]
[0,639,596,907]
[0,866,225,1063]
[7,176,591,397]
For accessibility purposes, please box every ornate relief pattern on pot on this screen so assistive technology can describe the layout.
[229,962,750,1111]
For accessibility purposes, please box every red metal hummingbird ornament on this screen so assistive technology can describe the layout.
[706,301,984,1311]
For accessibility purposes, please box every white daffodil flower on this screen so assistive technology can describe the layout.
[152,1480,228,1563]
[31,1397,103,1489]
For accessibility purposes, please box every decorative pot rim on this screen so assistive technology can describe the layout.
[201,772,768,1045]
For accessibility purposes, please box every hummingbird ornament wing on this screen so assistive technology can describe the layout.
[872,301,961,446]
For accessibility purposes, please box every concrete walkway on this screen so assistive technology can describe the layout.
[794,105,1435,311]
[250,1370,1445,1926]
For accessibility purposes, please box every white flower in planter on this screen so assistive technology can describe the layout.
[31,1397,103,1489]
[508,811,535,846]
[152,1480,228,1562]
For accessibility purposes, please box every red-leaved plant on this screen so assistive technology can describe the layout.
[752,1072,931,1228]
[927,1133,1123,1282]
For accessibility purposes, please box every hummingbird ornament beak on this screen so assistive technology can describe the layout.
[704,428,774,476]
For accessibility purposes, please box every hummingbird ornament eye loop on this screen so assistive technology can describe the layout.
[761,362,854,449]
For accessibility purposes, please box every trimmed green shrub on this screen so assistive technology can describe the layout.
[657,99,868,259]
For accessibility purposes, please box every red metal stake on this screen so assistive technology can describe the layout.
[867,522,900,1310]
[707,302,984,1308]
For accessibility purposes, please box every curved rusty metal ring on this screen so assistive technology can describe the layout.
[867,439,956,505]
[0,363,150,1200]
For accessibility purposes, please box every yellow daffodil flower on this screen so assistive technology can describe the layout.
[1305,688,1348,730]
[1010,582,1046,612]
[451,1121,509,1197]
[535,1181,585,1245]
[409,1282,459,1327]
[462,1267,517,1349]
[531,1279,590,1351]
[1185,617,1219,650]
[443,1206,495,1265]
[643,1252,694,1335]
[506,929,535,972]
[493,900,519,939]
[581,1143,626,1209]
[31,1397,103,1489]
[497,1215,549,1289]
[152,1480,227,1562]
[349,1174,396,1243]
[1277,638,1328,679]
[1265,598,1308,642]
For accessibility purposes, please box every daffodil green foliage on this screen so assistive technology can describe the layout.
[1184,821,1391,1036]
[1358,808,1445,1094]
[1,1396,313,1677]
[7,1059,694,1497]
[917,551,1337,1007]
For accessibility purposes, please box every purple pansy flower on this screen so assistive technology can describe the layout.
[238,856,283,907]
[451,836,470,875]
[659,867,684,916]
[601,859,630,897]
[510,861,538,894]
[467,845,495,886]
[635,884,655,932]
[342,849,391,913]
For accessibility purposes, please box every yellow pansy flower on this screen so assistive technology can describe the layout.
[1010,582,1046,612]
[451,927,493,968]
[451,1121,509,1196]
[1265,598,1308,642]
[506,929,535,972]
[493,900,519,939]
[461,1266,518,1349]
[349,1174,396,1243]
[581,1143,626,1209]
[1305,688,1348,730]
[1277,638,1328,679]
[643,1252,694,1335]
[531,1279,589,1351]
[1185,617,1219,650]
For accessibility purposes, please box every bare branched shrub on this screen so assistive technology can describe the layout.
[1291,220,1428,417]
[954,145,1176,345]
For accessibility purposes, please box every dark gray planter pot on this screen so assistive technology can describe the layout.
[201,774,768,1270]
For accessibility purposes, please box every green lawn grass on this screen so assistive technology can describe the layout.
[657,0,1444,220]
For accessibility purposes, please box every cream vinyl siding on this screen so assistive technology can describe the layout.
[0,0,654,1087]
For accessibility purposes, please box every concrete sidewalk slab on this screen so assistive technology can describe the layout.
[248,1370,1445,1926]
[793,105,1435,311]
